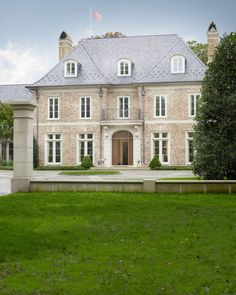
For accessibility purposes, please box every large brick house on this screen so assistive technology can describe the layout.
[1,23,219,167]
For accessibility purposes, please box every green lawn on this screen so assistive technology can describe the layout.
[0,193,235,295]
[59,170,120,176]
[160,177,203,180]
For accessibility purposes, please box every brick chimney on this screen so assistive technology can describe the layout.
[59,31,73,60]
[207,22,219,63]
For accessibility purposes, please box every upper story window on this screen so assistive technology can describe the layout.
[64,60,77,77]
[80,97,91,119]
[189,94,200,117]
[155,95,166,117]
[118,96,130,118]
[48,97,59,119]
[118,59,132,76]
[171,55,186,74]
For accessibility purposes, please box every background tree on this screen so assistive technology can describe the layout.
[193,33,236,179]
[33,136,39,168]
[0,101,13,140]
[187,40,208,65]
[95,32,125,39]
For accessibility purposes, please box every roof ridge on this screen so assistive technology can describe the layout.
[134,38,181,83]
[85,34,179,41]
[30,44,79,87]
[80,41,109,84]
[184,40,207,70]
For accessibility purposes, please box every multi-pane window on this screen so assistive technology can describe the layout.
[64,61,77,77]
[118,59,131,76]
[155,95,166,117]
[186,132,194,164]
[171,55,186,73]
[78,134,94,163]
[119,96,129,118]
[189,94,200,116]
[80,97,91,118]
[48,97,59,119]
[46,134,61,164]
[153,132,169,164]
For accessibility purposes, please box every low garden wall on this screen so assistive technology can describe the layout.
[30,179,236,194]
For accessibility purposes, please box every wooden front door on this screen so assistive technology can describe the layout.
[112,131,133,165]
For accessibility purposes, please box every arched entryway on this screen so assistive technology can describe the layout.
[112,131,133,165]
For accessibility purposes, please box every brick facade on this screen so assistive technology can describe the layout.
[35,82,201,167]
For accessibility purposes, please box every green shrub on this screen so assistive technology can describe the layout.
[149,156,161,169]
[35,165,85,171]
[33,137,39,168]
[81,156,93,170]
[0,160,13,167]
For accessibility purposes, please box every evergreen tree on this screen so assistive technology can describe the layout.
[193,33,236,179]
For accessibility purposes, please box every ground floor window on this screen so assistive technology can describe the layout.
[46,134,61,164]
[78,134,94,163]
[186,132,194,164]
[153,132,169,164]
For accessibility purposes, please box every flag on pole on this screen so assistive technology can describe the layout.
[92,10,103,22]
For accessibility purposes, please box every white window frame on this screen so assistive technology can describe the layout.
[185,131,194,165]
[151,132,170,165]
[171,55,186,74]
[154,95,167,118]
[117,96,130,119]
[80,97,92,119]
[117,59,132,76]
[76,133,94,165]
[45,133,62,165]
[188,93,200,117]
[48,97,60,120]
[64,60,78,77]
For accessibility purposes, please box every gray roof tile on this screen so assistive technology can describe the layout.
[0,84,34,103]
[32,35,206,87]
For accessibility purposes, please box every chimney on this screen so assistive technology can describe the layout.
[59,31,73,60]
[207,22,219,63]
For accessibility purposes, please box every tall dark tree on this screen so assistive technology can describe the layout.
[193,33,236,179]
[187,40,208,65]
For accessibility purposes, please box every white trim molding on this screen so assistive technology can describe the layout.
[154,94,167,118]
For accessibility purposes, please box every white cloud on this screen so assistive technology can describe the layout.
[0,41,53,84]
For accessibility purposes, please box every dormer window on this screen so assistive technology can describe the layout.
[64,60,77,77]
[118,59,132,76]
[171,55,186,74]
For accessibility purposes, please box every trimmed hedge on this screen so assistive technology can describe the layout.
[35,166,85,171]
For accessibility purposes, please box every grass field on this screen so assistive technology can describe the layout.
[160,177,203,180]
[0,192,235,294]
[59,170,120,176]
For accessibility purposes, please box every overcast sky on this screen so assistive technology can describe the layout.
[0,0,235,84]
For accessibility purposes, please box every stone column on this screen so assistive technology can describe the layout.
[10,101,37,192]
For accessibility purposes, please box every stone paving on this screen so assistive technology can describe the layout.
[0,169,194,195]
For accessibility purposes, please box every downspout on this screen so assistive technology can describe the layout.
[99,86,103,160]
[35,88,39,144]
[141,85,146,165]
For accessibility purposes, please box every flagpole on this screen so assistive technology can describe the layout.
[89,5,92,37]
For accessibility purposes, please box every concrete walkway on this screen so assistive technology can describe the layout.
[0,169,194,195]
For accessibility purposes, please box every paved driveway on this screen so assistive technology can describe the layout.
[0,169,194,195]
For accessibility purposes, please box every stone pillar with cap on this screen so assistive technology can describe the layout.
[10,101,37,192]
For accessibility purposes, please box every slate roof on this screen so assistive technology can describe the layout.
[0,84,33,103]
[31,34,207,87]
